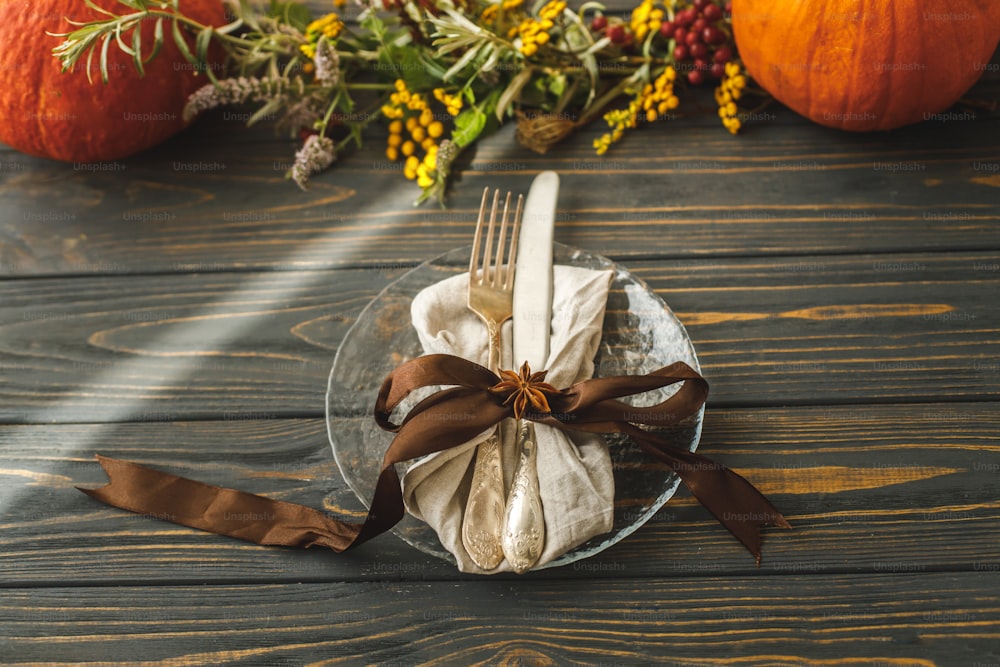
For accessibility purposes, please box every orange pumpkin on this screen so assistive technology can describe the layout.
[0,0,226,162]
[732,0,1000,131]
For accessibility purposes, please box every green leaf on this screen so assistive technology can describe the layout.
[269,1,312,32]
[247,97,283,126]
[452,105,486,148]
[114,20,136,57]
[83,0,120,19]
[582,53,599,106]
[234,0,261,31]
[215,16,244,35]
[496,67,533,121]
[360,10,386,39]
[385,46,437,91]
[171,16,197,64]
[548,72,566,98]
[99,32,112,84]
[196,26,212,62]
[443,42,482,81]
[131,18,145,76]
[84,36,97,84]
[144,17,164,64]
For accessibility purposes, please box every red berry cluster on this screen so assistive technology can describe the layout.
[591,1,735,86]
[661,0,733,85]
[592,14,634,49]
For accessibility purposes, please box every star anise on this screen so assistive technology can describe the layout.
[489,361,558,419]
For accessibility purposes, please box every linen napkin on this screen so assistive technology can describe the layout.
[402,264,616,573]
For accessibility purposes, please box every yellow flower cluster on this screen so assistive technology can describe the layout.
[382,80,448,187]
[593,67,678,155]
[630,0,664,41]
[715,62,746,134]
[510,0,566,57]
[408,144,439,188]
[639,66,679,122]
[481,0,524,25]
[300,13,344,58]
[433,87,464,116]
[382,79,425,119]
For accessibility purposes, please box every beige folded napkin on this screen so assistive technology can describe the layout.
[402,265,616,573]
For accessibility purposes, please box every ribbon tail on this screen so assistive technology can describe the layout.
[626,430,791,564]
[80,455,366,552]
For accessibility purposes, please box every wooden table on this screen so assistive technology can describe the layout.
[2,34,999,666]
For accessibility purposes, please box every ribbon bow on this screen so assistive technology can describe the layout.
[81,353,789,565]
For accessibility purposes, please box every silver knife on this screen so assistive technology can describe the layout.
[503,170,558,572]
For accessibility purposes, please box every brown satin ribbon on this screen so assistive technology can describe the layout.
[80,353,790,563]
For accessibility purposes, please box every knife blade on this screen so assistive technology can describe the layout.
[503,170,558,573]
[512,170,557,369]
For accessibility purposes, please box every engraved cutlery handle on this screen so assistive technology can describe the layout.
[461,316,506,570]
[502,420,544,573]
[462,430,505,569]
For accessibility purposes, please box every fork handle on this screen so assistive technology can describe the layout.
[462,317,506,570]
[485,318,502,372]
[461,429,505,569]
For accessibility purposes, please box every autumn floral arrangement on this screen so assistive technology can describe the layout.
[54,0,749,201]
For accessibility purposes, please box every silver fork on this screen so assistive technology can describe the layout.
[462,187,523,570]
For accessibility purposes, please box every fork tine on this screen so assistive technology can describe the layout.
[493,191,511,287]
[469,187,490,284]
[482,189,500,287]
[503,194,524,290]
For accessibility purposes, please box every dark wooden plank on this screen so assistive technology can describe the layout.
[640,251,1000,406]
[0,267,395,423]
[2,403,998,584]
[1,251,997,422]
[1,99,998,278]
[3,571,1000,664]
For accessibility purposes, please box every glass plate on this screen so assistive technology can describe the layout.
[326,243,702,570]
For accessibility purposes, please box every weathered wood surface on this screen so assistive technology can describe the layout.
[4,572,1000,665]
[2,108,998,277]
[1,252,997,422]
[1,402,998,585]
[1,18,999,665]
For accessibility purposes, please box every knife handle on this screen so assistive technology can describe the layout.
[502,420,545,573]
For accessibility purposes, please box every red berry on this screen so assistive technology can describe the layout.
[607,24,626,44]
[725,2,733,14]
[673,44,689,61]
[676,8,695,26]
[692,18,707,34]
[659,20,675,38]
[710,62,726,78]
[685,31,700,46]
[673,27,687,43]
[703,3,723,22]
[591,14,607,31]
[713,45,733,63]
[694,58,709,71]
[687,69,705,85]
[690,42,708,59]
[694,0,711,10]
[703,26,726,45]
